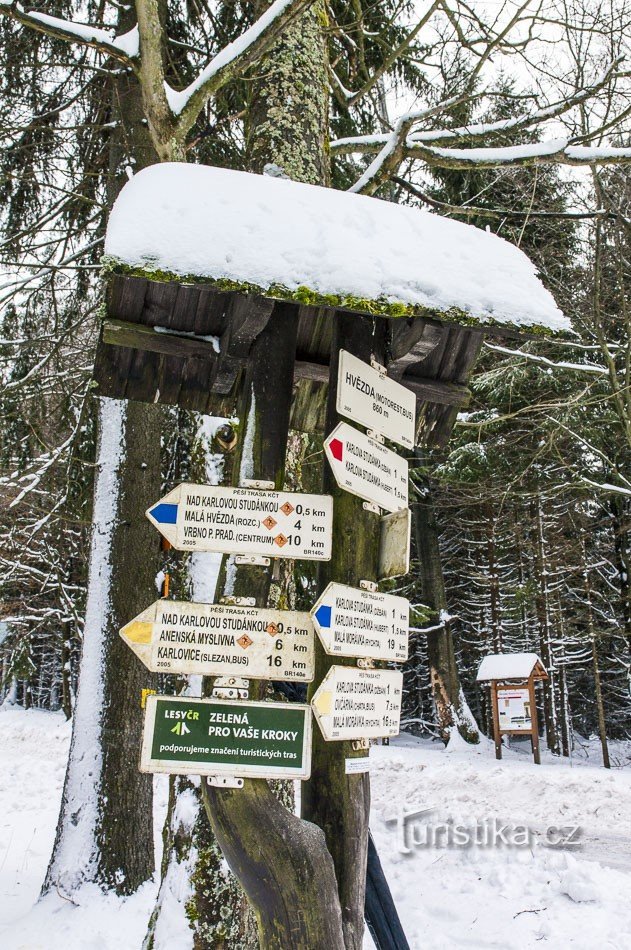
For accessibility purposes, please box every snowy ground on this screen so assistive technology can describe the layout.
[1,707,630,949]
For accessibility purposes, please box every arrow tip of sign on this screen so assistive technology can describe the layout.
[148,502,178,525]
[329,438,344,462]
[314,605,332,628]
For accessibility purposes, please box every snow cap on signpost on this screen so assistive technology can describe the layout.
[95,163,571,448]
[104,163,569,334]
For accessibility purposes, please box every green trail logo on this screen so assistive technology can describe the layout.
[170,721,191,736]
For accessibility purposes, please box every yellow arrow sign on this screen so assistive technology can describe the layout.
[119,599,315,681]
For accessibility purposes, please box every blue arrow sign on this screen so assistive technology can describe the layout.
[150,503,178,525]
[314,604,332,629]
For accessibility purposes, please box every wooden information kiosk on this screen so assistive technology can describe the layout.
[477,653,548,765]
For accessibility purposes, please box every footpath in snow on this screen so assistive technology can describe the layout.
[1,706,630,949]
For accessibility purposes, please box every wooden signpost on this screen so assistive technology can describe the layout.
[311,666,403,741]
[311,583,409,662]
[324,422,408,513]
[120,599,315,681]
[141,694,312,780]
[337,350,416,449]
[477,653,548,765]
[146,483,333,560]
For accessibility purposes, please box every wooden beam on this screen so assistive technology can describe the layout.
[102,318,218,361]
[293,359,470,407]
[403,376,470,408]
[389,318,444,369]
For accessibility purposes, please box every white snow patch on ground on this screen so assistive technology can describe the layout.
[0,707,168,949]
[104,163,569,333]
[2,707,630,948]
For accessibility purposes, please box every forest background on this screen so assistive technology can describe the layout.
[0,1,629,935]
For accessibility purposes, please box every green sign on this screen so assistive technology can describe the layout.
[140,695,312,780]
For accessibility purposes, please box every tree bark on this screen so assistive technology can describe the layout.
[200,302,345,949]
[44,6,161,896]
[411,463,480,744]
[301,312,386,949]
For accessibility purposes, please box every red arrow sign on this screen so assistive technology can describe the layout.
[328,437,344,462]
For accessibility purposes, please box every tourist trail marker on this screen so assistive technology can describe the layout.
[121,600,315,681]
[337,349,416,449]
[324,423,408,513]
[141,695,312,780]
[311,666,403,741]
[146,484,333,560]
[311,583,409,661]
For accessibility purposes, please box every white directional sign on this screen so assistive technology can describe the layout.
[311,583,409,661]
[121,600,315,681]
[324,423,408,513]
[146,484,333,560]
[337,350,416,449]
[311,666,403,740]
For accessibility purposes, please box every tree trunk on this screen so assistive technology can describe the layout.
[246,0,329,184]
[301,312,383,949]
[532,497,560,756]
[200,302,345,949]
[44,8,161,896]
[411,462,480,744]
[583,552,611,769]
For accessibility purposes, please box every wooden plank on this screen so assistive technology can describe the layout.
[210,294,274,394]
[389,317,443,362]
[107,274,148,322]
[403,376,470,408]
[102,318,219,361]
[293,359,469,406]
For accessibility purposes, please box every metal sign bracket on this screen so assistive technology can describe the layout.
[366,429,385,444]
[362,501,381,516]
[240,478,275,490]
[360,580,378,592]
[370,357,387,376]
[207,775,244,789]
[356,657,376,670]
[219,595,256,607]
[235,555,271,567]
[212,676,250,700]
[351,738,370,751]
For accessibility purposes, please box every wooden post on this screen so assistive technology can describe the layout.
[302,310,388,950]
[490,681,502,760]
[199,302,346,949]
[529,677,541,765]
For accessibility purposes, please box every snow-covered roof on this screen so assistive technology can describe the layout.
[104,163,570,334]
[477,653,546,682]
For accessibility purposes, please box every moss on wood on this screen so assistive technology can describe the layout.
[102,256,562,337]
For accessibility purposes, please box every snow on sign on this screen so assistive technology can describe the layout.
[311,666,403,741]
[146,484,332,560]
[120,599,315,681]
[311,583,409,661]
[324,423,408,513]
[497,687,532,733]
[337,350,416,449]
[141,695,312,780]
